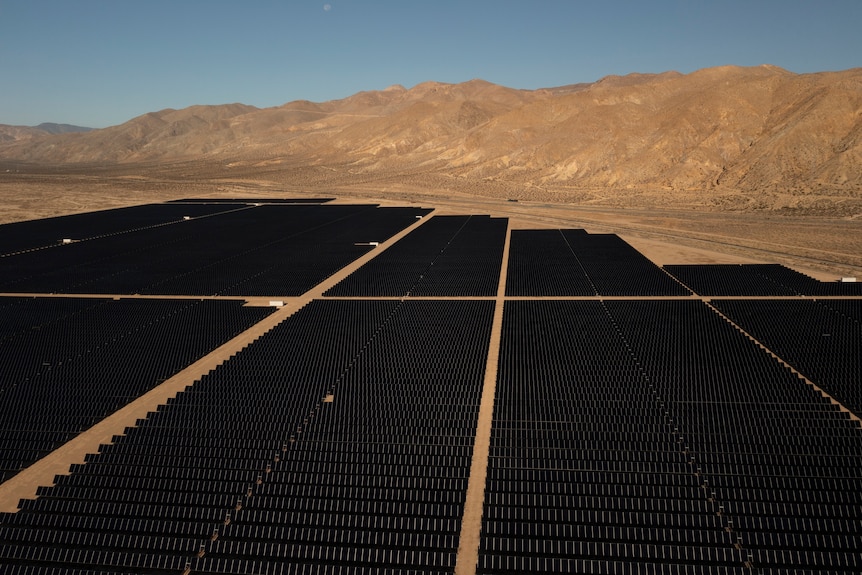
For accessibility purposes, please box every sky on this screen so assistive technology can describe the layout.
[1,0,860,128]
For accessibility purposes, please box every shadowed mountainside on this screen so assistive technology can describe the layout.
[2,65,861,210]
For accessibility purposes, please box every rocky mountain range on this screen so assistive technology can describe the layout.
[2,65,860,209]
[0,123,91,144]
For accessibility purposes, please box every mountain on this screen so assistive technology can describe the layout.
[35,123,93,135]
[1,65,861,207]
[0,123,92,144]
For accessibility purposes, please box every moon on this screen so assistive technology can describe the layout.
[323,3,331,10]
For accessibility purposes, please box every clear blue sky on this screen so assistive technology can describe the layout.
[2,0,860,128]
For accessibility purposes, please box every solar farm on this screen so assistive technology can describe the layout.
[0,199,860,575]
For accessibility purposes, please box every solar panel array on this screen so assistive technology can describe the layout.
[0,204,431,296]
[0,203,860,575]
[600,301,860,572]
[484,300,861,573]
[505,230,595,296]
[0,297,275,483]
[0,203,246,256]
[712,299,862,416]
[167,198,334,205]
[0,300,494,574]
[325,215,506,297]
[664,264,862,296]
[506,230,690,296]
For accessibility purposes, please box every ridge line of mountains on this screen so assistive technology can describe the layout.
[2,65,861,203]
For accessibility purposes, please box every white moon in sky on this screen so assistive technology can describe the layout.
[323,4,331,10]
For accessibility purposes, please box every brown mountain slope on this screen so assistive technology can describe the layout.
[1,65,860,207]
[451,66,862,194]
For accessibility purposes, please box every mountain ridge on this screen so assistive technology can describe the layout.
[1,65,860,206]
[0,123,93,144]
